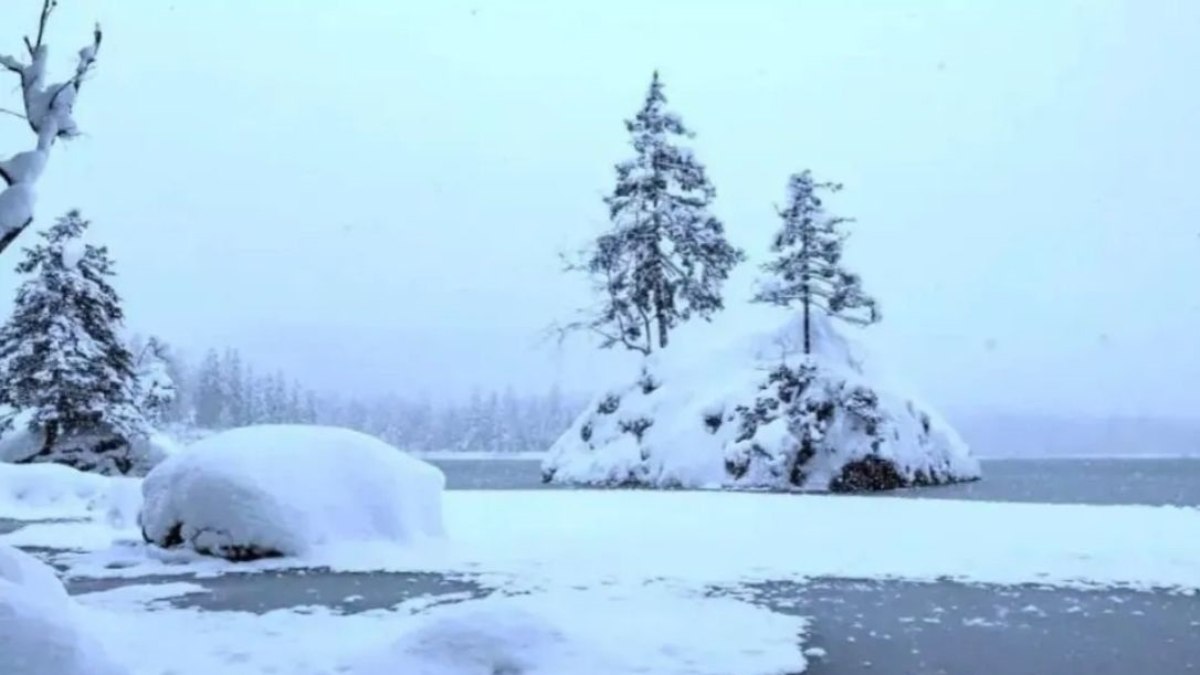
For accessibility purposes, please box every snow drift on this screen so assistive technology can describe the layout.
[139,425,446,561]
[544,309,980,491]
[0,544,128,675]
[0,461,141,526]
[347,587,809,675]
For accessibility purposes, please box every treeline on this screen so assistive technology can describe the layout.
[149,344,582,453]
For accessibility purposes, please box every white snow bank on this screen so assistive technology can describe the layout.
[0,462,141,526]
[349,587,808,675]
[0,544,128,675]
[23,491,1200,593]
[545,308,980,490]
[139,425,446,560]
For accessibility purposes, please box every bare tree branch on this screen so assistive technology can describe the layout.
[35,0,57,52]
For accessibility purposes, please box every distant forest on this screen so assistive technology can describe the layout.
[142,339,585,453]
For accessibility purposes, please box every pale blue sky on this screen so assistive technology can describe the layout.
[1,1,1197,416]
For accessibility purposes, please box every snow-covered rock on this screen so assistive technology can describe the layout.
[139,425,446,561]
[0,544,128,675]
[544,309,980,491]
[347,587,808,675]
[0,462,141,526]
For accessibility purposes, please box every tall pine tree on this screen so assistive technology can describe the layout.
[0,211,148,474]
[193,349,224,427]
[753,171,880,354]
[132,335,178,426]
[569,71,744,354]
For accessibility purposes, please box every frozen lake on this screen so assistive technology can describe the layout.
[432,456,1200,506]
[11,456,1200,674]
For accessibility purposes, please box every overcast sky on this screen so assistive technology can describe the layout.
[1,0,1197,417]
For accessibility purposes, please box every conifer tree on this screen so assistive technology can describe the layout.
[754,171,880,354]
[568,71,744,354]
[132,335,177,426]
[0,210,147,473]
[193,349,224,427]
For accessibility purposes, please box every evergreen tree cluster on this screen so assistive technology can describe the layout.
[568,72,880,356]
[161,346,582,453]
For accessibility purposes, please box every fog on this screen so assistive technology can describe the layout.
[1,0,1197,418]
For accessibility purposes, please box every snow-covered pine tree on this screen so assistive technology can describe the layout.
[193,349,224,428]
[0,2,103,255]
[0,210,148,474]
[220,348,247,427]
[567,71,744,354]
[132,335,177,426]
[753,171,880,354]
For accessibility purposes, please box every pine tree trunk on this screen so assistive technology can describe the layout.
[803,297,811,355]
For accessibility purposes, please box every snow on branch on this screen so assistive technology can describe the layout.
[0,0,102,255]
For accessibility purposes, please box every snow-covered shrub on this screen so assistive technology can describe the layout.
[543,310,980,491]
[0,544,128,675]
[139,425,446,561]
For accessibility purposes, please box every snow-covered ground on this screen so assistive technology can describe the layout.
[68,580,809,675]
[0,461,141,526]
[1,460,1198,674]
[3,488,1197,592]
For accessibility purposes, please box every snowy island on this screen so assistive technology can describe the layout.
[543,310,981,492]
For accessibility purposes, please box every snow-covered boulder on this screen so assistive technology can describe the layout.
[0,544,128,675]
[139,425,446,561]
[544,310,981,491]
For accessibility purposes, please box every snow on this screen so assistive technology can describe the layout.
[0,181,35,238]
[545,308,980,490]
[0,407,41,462]
[139,425,446,560]
[347,587,808,675]
[0,461,141,526]
[69,581,807,675]
[13,490,1200,593]
[0,544,128,675]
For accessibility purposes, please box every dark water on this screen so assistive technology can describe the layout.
[71,569,492,615]
[741,578,1200,675]
[431,457,1200,506]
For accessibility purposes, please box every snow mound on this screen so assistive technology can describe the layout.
[0,462,141,526]
[139,425,446,561]
[544,309,980,491]
[348,588,808,675]
[0,544,128,675]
